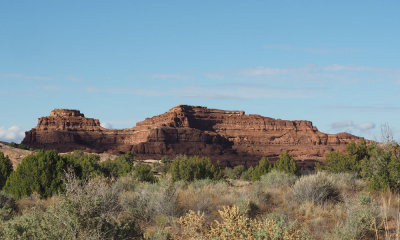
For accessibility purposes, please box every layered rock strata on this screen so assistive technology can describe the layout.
[22,105,364,168]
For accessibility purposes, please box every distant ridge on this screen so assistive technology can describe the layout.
[22,105,366,169]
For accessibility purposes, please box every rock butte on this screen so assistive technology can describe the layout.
[22,105,365,169]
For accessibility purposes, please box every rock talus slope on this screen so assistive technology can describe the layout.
[22,106,364,168]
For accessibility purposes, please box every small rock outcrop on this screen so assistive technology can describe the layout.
[22,105,365,168]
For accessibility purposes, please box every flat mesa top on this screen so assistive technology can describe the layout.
[50,109,85,117]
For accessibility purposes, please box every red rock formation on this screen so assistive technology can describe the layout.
[22,105,365,169]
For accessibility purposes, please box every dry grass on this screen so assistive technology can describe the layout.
[377,190,400,239]
[169,172,400,240]
[6,171,400,239]
[16,193,61,214]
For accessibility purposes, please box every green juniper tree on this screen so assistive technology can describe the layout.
[0,152,13,190]
[251,157,271,181]
[273,152,299,175]
[4,150,67,199]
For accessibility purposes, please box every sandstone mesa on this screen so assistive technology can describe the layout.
[22,105,364,169]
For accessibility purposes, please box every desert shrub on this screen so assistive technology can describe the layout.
[326,172,366,193]
[252,214,311,240]
[176,179,231,215]
[159,156,172,174]
[120,176,177,224]
[177,205,310,240]
[62,175,141,239]
[291,172,340,204]
[144,226,170,240]
[232,182,268,212]
[209,205,253,239]
[176,210,207,239]
[0,192,17,221]
[4,150,67,199]
[233,165,246,178]
[240,166,254,181]
[260,169,298,188]
[169,156,222,182]
[114,174,138,192]
[1,204,78,240]
[7,142,17,148]
[333,208,378,240]
[8,142,31,150]
[357,192,372,205]
[317,141,400,192]
[251,157,271,181]
[186,178,219,189]
[273,152,299,175]
[132,164,158,183]
[0,152,13,190]
[151,162,166,175]
[66,173,141,239]
[333,195,379,240]
[223,167,235,179]
[1,174,142,239]
[222,165,246,180]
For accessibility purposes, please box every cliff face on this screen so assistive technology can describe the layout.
[22,105,364,168]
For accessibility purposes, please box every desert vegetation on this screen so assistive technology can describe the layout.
[1,140,400,239]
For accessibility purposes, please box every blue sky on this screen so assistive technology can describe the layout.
[1,1,399,143]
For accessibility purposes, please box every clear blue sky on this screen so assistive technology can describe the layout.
[1,1,399,143]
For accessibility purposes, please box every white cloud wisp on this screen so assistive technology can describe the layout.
[0,126,25,143]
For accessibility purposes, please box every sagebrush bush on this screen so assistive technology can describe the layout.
[333,196,379,240]
[63,173,142,239]
[2,173,142,239]
[1,203,79,240]
[120,175,177,223]
[176,179,231,215]
[291,172,340,205]
[326,172,366,194]
[260,169,298,188]
[0,192,17,221]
